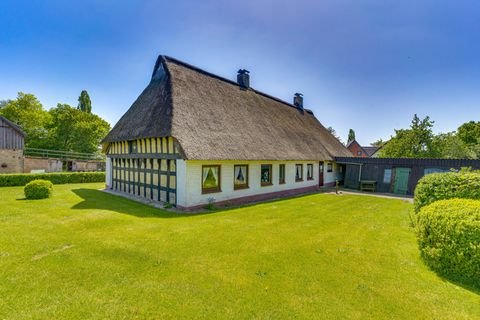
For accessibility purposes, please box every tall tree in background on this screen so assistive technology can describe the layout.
[77,90,92,113]
[0,92,51,148]
[327,126,342,143]
[457,121,480,158]
[347,129,356,143]
[371,139,385,147]
[48,103,110,153]
[379,114,438,158]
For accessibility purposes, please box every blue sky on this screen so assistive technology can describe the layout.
[1,0,479,144]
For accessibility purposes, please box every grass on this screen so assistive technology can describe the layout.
[0,183,479,319]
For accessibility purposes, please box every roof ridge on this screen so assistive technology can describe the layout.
[0,115,26,136]
[161,55,314,114]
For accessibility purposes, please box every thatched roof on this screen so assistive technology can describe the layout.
[103,55,351,160]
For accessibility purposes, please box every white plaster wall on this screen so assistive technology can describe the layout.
[179,160,320,207]
[176,159,187,206]
[323,160,341,185]
[105,157,112,188]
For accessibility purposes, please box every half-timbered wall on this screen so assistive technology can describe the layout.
[107,137,180,205]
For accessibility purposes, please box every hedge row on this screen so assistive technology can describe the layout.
[416,199,480,286]
[0,172,105,187]
[414,171,480,212]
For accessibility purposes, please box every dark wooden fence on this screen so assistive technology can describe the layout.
[335,157,480,195]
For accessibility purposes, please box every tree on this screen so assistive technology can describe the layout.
[379,114,438,158]
[0,100,8,109]
[457,121,480,146]
[371,139,385,147]
[327,126,342,143]
[77,90,92,113]
[432,132,475,159]
[347,129,356,143]
[48,103,110,153]
[0,92,51,148]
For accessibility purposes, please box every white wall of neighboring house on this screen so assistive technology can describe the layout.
[176,160,323,208]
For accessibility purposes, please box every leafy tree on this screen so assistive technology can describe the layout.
[379,114,438,158]
[327,126,342,143]
[457,121,480,146]
[77,90,92,113]
[347,129,356,143]
[48,103,110,153]
[432,132,475,159]
[0,100,8,109]
[0,92,51,148]
[371,139,385,147]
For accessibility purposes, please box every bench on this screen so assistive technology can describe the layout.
[360,180,376,192]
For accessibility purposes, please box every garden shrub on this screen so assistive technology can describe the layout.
[416,199,480,286]
[24,179,53,199]
[0,172,105,187]
[414,171,480,212]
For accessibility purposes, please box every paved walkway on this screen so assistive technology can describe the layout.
[320,187,413,203]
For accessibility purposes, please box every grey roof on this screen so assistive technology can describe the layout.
[103,55,351,161]
[0,116,26,136]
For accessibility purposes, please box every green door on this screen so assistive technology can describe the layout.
[393,168,411,195]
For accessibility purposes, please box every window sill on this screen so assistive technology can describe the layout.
[307,178,314,181]
[261,183,273,187]
[202,188,222,194]
[279,180,285,185]
[234,185,249,190]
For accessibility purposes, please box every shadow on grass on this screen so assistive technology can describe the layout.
[71,189,183,218]
[70,188,326,218]
[428,266,480,296]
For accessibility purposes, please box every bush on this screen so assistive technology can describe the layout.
[0,172,105,187]
[416,199,480,286]
[414,171,480,212]
[24,179,53,199]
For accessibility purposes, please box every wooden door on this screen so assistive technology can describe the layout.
[319,162,324,186]
[393,168,411,195]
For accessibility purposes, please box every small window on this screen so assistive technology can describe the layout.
[307,164,314,180]
[357,151,362,156]
[234,165,249,190]
[202,165,221,194]
[128,140,137,154]
[279,164,286,184]
[327,163,333,172]
[261,164,272,186]
[295,164,303,182]
[383,169,392,184]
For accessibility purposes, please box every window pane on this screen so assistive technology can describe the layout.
[234,165,248,188]
[383,169,392,184]
[296,164,303,181]
[202,166,220,191]
[279,164,285,183]
[261,165,272,184]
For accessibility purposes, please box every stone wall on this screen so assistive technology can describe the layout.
[0,149,24,174]
[24,157,63,173]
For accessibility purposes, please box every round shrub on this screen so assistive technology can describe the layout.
[416,199,480,286]
[414,171,480,212]
[24,179,53,199]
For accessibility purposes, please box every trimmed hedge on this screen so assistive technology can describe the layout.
[416,199,480,286]
[414,171,480,212]
[24,179,53,199]
[0,172,105,187]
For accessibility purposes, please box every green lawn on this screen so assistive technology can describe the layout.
[0,183,479,319]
